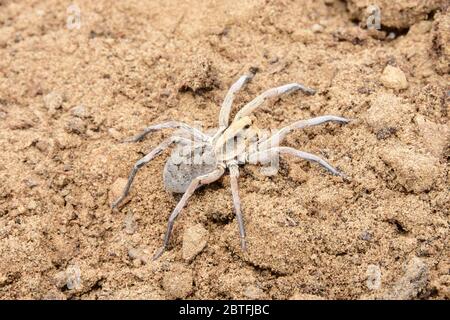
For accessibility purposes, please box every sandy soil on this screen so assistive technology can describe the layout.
[0,0,449,300]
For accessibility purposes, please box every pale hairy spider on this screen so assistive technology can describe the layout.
[112,72,350,259]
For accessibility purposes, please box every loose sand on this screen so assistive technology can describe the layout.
[0,0,448,299]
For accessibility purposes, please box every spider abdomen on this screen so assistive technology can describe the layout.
[163,143,217,193]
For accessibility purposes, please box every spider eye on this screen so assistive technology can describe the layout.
[243,124,251,130]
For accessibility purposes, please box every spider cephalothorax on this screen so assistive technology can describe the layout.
[112,73,350,259]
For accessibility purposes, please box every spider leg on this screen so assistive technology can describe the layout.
[111,136,192,209]
[153,166,225,260]
[258,115,350,150]
[234,83,315,121]
[124,121,209,143]
[228,163,246,251]
[218,73,254,129]
[248,146,347,179]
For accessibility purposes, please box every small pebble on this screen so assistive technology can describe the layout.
[110,177,128,205]
[17,206,26,215]
[71,105,88,118]
[27,200,38,211]
[43,91,64,115]
[65,265,81,290]
[24,178,38,188]
[65,117,86,134]
[387,32,396,40]
[53,271,67,289]
[311,24,324,33]
[128,248,140,260]
[35,139,50,153]
[128,248,148,265]
[182,224,208,261]
[268,56,279,64]
[124,212,137,235]
[380,65,408,90]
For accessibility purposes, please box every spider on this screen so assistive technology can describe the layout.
[112,72,350,260]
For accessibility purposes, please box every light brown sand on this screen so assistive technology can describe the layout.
[0,0,448,299]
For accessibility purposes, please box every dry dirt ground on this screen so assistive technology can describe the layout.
[0,0,449,300]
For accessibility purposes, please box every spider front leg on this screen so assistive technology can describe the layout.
[248,146,347,179]
[111,136,192,209]
[124,121,210,143]
[234,83,316,121]
[218,73,255,128]
[228,163,247,251]
[258,115,350,150]
[153,166,226,260]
